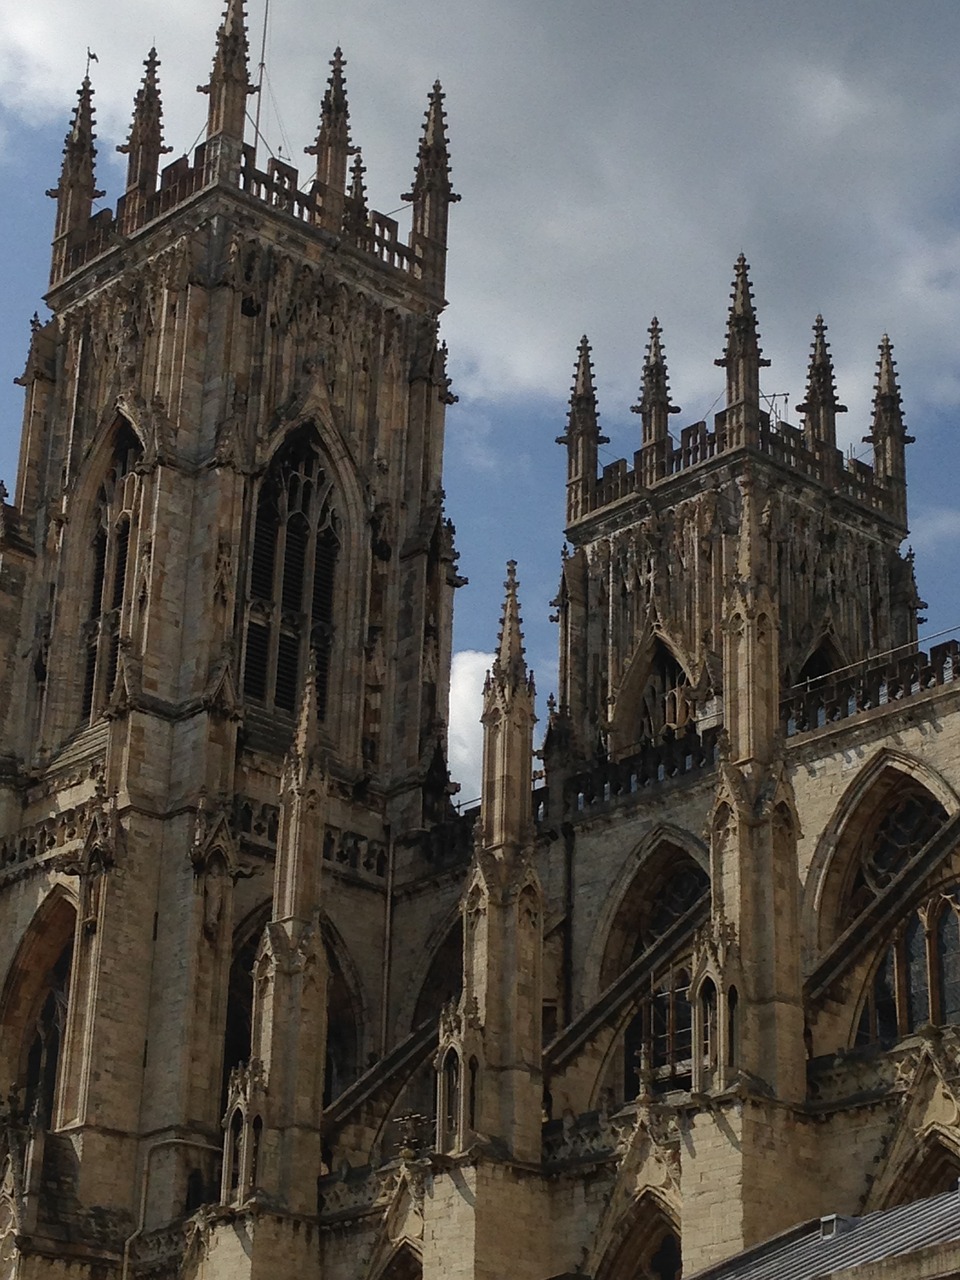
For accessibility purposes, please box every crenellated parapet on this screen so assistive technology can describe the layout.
[45,4,455,299]
[559,258,910,535]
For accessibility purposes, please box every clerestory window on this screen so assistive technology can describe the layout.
[242,430,339,716]
[856,891,960,1047]
[81,423,143,722]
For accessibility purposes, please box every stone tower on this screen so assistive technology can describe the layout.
[5,13,960,1280]
[0,4,461,1274]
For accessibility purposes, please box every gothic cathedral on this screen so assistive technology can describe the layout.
[2,5,960,1280]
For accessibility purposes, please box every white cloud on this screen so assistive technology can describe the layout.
[447,650,492,807]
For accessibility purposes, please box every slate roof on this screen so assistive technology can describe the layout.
[688,1187,960,1280]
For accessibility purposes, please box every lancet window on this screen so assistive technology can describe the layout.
[243,429,340,716]
[856,891,960,1047]
[81,423,143,721]
[637,641,691,745]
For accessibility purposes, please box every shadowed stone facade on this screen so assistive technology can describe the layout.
[2,5,960,1279]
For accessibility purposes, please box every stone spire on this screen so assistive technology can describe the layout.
[864,334,913,527]
[480,562,536,855]
[198,0,255,179]
[715,254,770,433]
[632,316,680,447]
[556,337,609,523]
[795,315,846,460]
[117,47,171,196]
[46,77,104,286]
[306,48,352,194]
[403,82,460,291]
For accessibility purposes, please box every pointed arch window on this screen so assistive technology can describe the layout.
[243,430,340,716]
[856,893,960,1047]
[81,423,143,722]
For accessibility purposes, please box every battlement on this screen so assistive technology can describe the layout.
[591,410,888,515]
[46,9,455,296]
[51,141,424,288]
[561,262,910,533]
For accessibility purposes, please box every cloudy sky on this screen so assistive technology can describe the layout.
[2,0,960,801]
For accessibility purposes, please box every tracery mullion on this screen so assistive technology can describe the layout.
[266,492,291,708]
[301,492,320,689]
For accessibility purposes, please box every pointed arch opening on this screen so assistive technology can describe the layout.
[222,905,361,1116]
[375,1241,423,1280]
[595,1194,681,1280]
[814,760,952,953]
[412,918,463,1032]
[598,841,708,1102]
[81,418,144,723]
[243,426,340,718]
[611,636,693,759]
[0,891,78,1128]
[795,634,845,687]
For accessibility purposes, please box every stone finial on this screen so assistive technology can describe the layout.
[198,0,255,143]
[117,48,172,195]
[715,254,770,412]
[306,47,353,194]
[632,316,680,446]
[795,315,847,453]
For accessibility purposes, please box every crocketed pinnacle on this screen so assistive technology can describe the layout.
[716,254,770,411]
[557,336,608,445]
[796,314,846,448]
[404,81,460,207]
[867,335,913,444]
[632,316,680,445]
[306,47,353,190]
[486,561,534,700]
[199,0,255,142]
[117,48,171,193]
[48,77,103,203]
[342,150,369,241]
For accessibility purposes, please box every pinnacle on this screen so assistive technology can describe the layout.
[572,335,596,402]
[293,649,321,764]
[404,79,458,202]
[48,76,103,201]
[716,253,770,375]
[876,334,899,398]
[117,46,171,177]
[199,0,255,138]
[491,560,531,692]
[306,47,352,172]
[796,314,846,418]
[349,151,366,200]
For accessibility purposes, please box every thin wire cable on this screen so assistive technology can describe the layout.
[252,0,270,147]
[788,623,960,690]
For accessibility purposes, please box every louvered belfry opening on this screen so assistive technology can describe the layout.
[243,429,339,718]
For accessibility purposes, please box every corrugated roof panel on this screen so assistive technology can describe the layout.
[689,1188,960,1280]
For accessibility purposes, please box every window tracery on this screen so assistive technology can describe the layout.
[81,422,143,721]
[243,430,339,716]
[843,790,947,926]
[856,892,960,1047]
